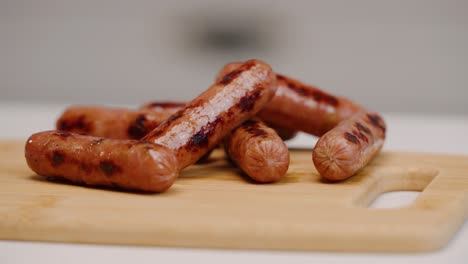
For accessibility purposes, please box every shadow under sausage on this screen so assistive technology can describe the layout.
[28,174,179,195]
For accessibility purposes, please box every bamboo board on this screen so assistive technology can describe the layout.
[0,140,467,252]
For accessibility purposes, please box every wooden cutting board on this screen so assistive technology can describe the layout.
[0,140,467,252]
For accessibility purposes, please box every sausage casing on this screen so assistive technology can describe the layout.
[225,119,289,183]
[143,59,278,169]
[217,62,363,137]
[312,112,386,181]
[57,106,173,140]
[25,131,178,192]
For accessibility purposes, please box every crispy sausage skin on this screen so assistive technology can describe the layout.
[217,62,363,136]
[225,119,289,183]
[142,59,277,169]
[312,112,386,181]
[25,131,178,192]
[57,106,173,140]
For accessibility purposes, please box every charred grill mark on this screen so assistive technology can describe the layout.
[312,90,339,106]
[188,131,209,147]
[357,132,369,143]
[219,69,244,85]
[356,122,371,134]
[280,76,339,107]
[344,132,359,144]
[128,114,148,139]
[142,109,183,139]
[241,119,267,137]
[350,128,369,143]
[367,114,386,133]
[51,151,65,166]
[99,161,121,176]
[59,115,91,132]
[239,90,261,112]
[145,101,185,108]
[242,119,257,126]
[187,117,224,149]
[143,109,186,139]
[218,61,256,85]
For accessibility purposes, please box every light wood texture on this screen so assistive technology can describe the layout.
[0,140,467,252]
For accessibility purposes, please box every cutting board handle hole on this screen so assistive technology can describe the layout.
[353,167,438,208]
[368,190,421,209]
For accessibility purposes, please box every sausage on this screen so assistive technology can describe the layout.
[25,59,276,192]
[141,101,298,141]
[312,111,386,181]
[56,105,217,164]
[217,62,364,137]
[57,106,172,140]
[25,131,178,192]
[224,119,289,183]
[142,59,277,169]
[259,74,364,136]
[59,102,297,146]
[215,62,298,141]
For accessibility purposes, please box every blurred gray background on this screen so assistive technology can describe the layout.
[1,0,467,114]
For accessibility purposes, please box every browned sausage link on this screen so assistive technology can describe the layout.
[140,101,217,163]
[259,74,364,136]
[143,59,277,169]
[224,119,289,183]
[312,112,386,181]
[215,62,298,141]
[141,100,299,143]
[56,106,173,140]
[217,62,364,137]
[56,104,216,164]
[25,131,178,192]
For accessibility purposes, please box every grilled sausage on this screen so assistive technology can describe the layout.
[143,59,277,169]
[26,59,276,192]
[25,131,178,192]
[57,106,172,140]
[216,62,298,140]
[217,62,364,137]
[312,111,386,181]
[56,105,216,164]
[225,119,289,182]
[141,101,298,141]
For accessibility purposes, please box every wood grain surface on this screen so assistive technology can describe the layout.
[0,140,467,252]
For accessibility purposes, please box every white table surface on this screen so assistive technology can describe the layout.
[1,102,467,264]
